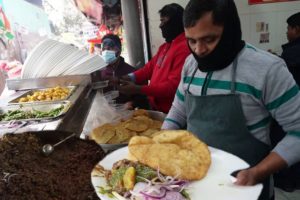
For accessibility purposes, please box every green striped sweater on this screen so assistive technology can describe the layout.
[162,44,300,166]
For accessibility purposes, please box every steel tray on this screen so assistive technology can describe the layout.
[0,101,72,123]
[91,80,109,90]
[8,86,77,105]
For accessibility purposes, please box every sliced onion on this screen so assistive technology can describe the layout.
[161,191,186,200]
[129,168,190,200]
[137,176,152,185]
[132,182,148,194]
[144,185,161,194]
[157,169,167,183]
[141,187,167,199]
[170,180,188,185]
[162,185,175,191]
[124,191,131,198]
[130,190,143,198]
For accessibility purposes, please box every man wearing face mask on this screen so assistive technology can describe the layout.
[162,0,300,199]
[96,34,136,80]
[93,34,149,108]
[117,3,190,113]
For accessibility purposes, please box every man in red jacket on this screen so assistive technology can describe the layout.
[117,3,190,113]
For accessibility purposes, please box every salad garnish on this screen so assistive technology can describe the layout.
[98,159,191,200]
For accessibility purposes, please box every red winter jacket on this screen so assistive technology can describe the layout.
[134,33,190,113]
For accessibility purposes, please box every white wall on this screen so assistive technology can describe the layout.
[146,0,300,55]
[236,0,300,54]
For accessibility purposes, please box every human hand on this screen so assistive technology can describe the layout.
[234,152,288,186]
[124,101,133,110]
[120,75,132,82]
[108,75,132,87]
[234,167,261,186]
[118,80,141,95]
[108,77,119,88]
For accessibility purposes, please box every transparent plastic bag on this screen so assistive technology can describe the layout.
[82,91,120,138]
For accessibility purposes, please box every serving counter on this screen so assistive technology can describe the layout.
[0,75,185,200]
[0,75,96,137]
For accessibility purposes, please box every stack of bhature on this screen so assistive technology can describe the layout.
[90,109,163,144]
[128,130,211,180]
[95,130,211,200]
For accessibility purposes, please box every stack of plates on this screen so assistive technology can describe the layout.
[21,39,107,79]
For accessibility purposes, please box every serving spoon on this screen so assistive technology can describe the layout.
[42,133,76,156]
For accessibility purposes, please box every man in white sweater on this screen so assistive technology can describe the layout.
[162,0,300,200]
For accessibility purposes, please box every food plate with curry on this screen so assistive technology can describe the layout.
[91,130,263,200]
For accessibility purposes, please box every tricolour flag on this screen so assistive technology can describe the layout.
[0,6,14,40]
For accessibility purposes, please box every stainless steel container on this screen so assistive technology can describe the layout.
[0,101,71,123]
[8,86,76,105]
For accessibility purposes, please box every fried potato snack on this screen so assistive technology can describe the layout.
[128,130,211,180]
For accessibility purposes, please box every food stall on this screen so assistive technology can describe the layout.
[0,73,172,200]
[0,74,263,200]
[0,65,265,200]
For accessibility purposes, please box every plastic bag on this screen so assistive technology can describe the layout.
[82,91,131,138]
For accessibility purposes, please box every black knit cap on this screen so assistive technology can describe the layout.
[183,0,245,72]
[287,12,300,28]
[159,3,184,19]
[101,34,122,50]
[159,3,184,42]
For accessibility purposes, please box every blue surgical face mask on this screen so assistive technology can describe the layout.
[101,50,118,64]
